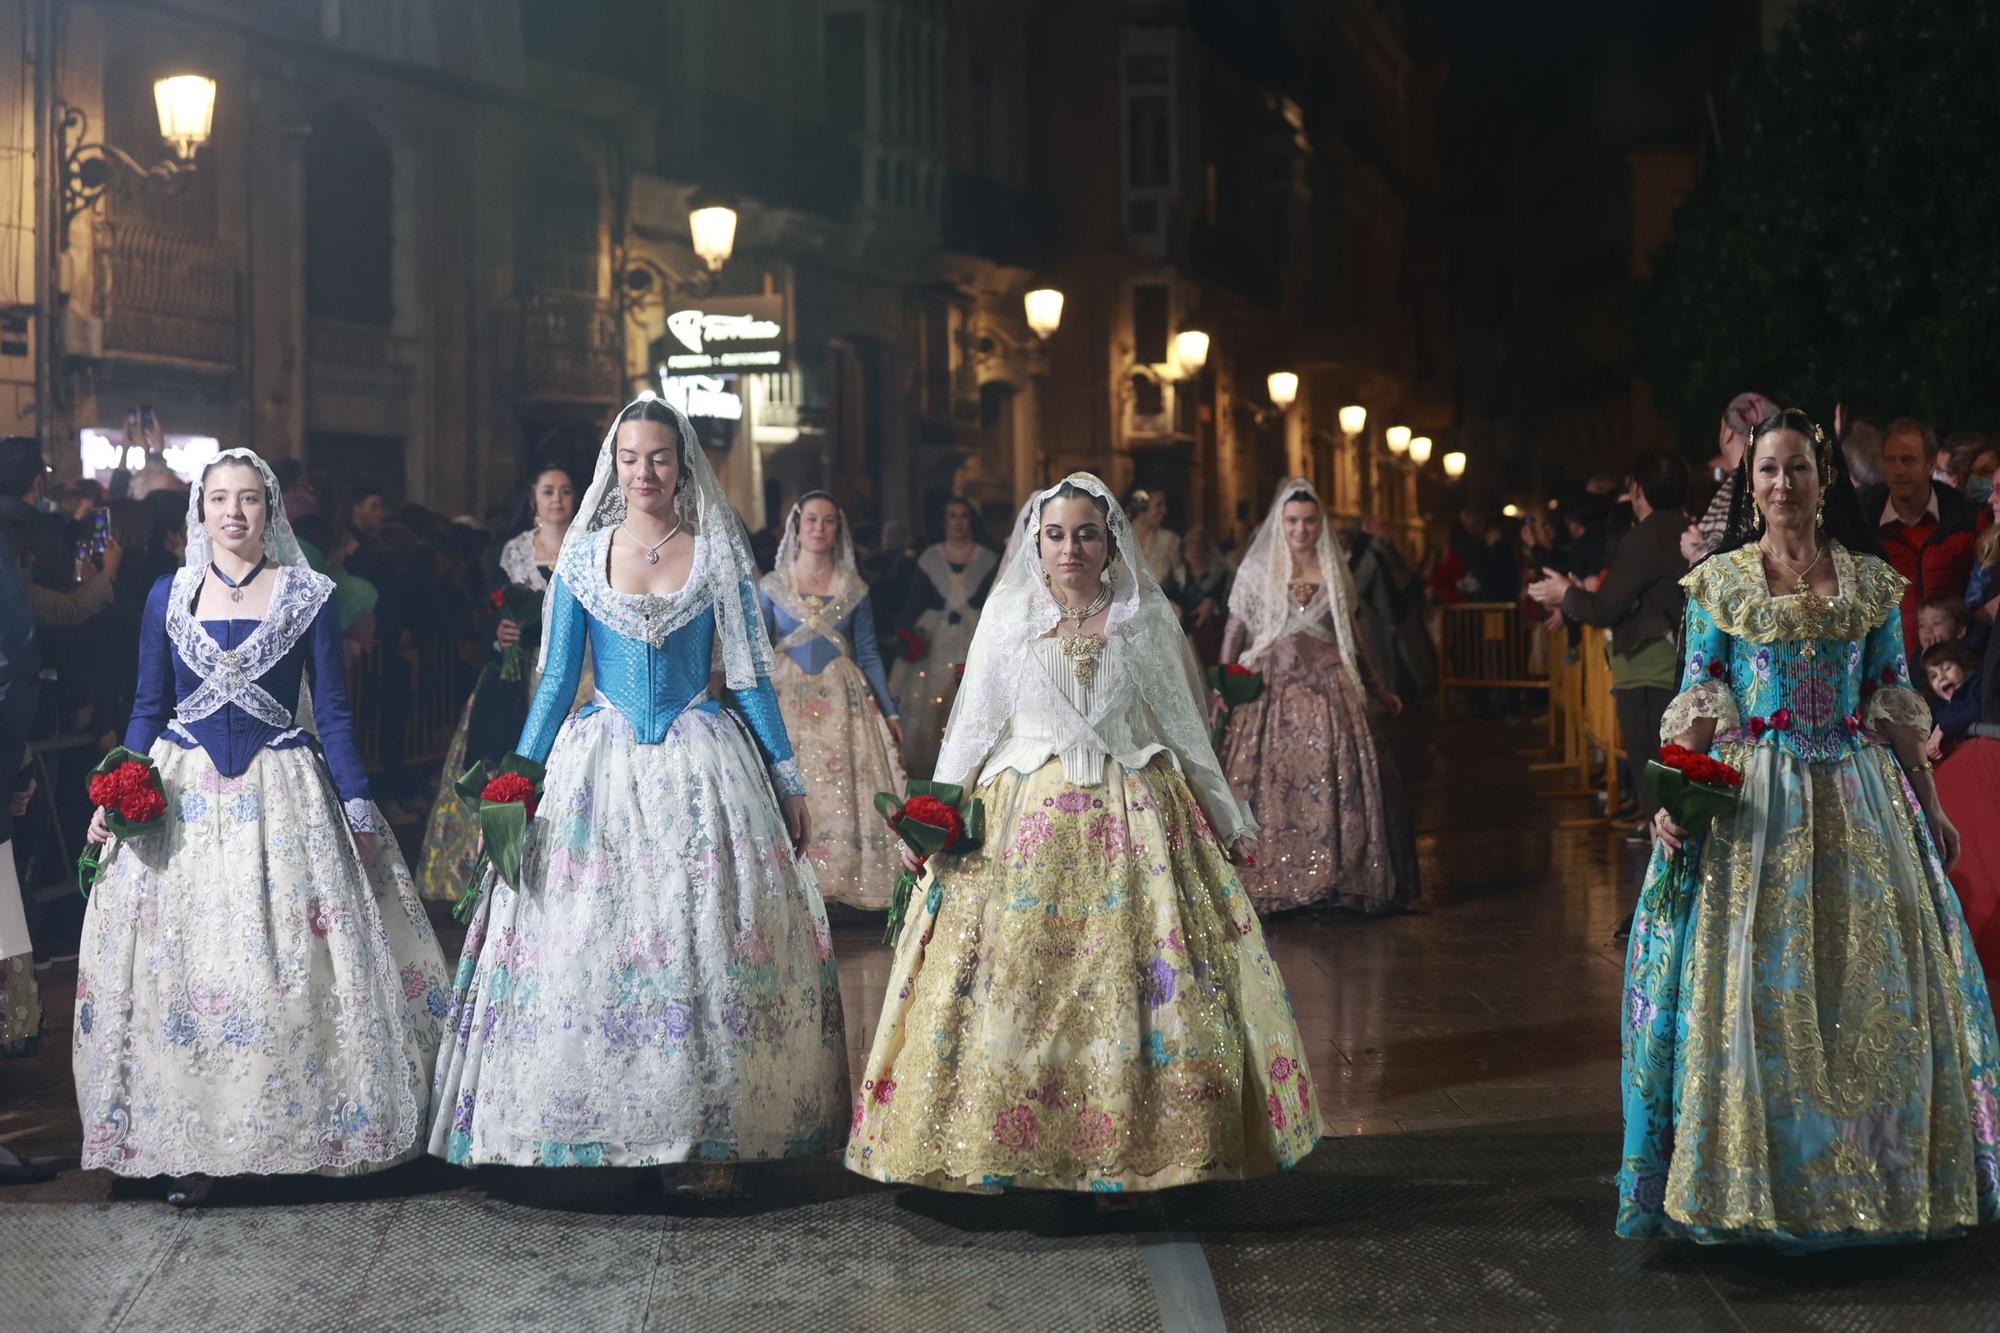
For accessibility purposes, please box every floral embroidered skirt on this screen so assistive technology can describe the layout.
[889,609,977,779]
[429,704,850,1167]
[845,753,1323,1193]
[417,662,592,903]
[773,656,906,910]
[1220,633,1419,914]
[73,742,448,1178]
[1,951,39,1054]
[1619,740,2000,1248]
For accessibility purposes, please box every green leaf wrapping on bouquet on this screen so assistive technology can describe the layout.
[451,754,547,922]
[1644,762,1740,836]
[1206,664,1265,750]
[873,778,984,942]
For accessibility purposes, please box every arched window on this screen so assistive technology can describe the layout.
[521,147,602,296]
[306,106,394,326]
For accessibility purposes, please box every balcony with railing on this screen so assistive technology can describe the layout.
[508,292,622,405]
[309,319,419,385]
[93,219,241,369]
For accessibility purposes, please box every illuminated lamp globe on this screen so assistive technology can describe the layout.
[154,75,217,159]
[1024,288,1065,340]
[1267,371,1299,409]
[1409,435,1433,465]
[1171,329,1211,377]
[1338,404,1367,436]
[1442,451,1467,480]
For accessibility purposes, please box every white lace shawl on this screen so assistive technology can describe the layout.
[1227,477,1363,691]
[538,396,774,690]
[933,473,1237,832]
[915,543,997,613]
[496,529,554,592]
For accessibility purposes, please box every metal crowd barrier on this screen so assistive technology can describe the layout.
[343,638,466,772]
[1529,623,1626,822]
[1437,602,1548,708]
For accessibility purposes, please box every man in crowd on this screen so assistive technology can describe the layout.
[1859,417,1979,658]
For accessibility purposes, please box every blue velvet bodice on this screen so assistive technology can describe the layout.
[518,572,803,795]
[758,590,898,715]
[124,574,371,804]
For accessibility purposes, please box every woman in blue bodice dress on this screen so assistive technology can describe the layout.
[1619,409,2000,1249]
[74,449,447,1204]
[759,492,906,910]
[430,397,849,1169]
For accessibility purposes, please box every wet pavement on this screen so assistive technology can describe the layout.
[7,716,1999,1330]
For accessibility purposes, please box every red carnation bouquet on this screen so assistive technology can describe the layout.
[895,626,928,664]
[450,753,546,921]
[874,779,985,942]
[77,748,169,896]
[1643,744,1744,902]
[490,584,543,682]
[1206,662,1265,750]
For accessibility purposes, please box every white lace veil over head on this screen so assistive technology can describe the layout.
[933,472,1219,793]
[539,394,775,690]
[764,490,866,626]
[1227,476,1362,686]
[165,447,333,730]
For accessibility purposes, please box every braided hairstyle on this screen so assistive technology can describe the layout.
[1712,407,1883,561]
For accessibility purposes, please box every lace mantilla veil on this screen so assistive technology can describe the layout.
[537,395,774,691]
[763,493,866,627]
[164,447,332,734]
[932,473,1237,828]
[1228,476,1363,690]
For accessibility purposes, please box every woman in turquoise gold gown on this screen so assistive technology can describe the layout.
[1619,408,2000,1249]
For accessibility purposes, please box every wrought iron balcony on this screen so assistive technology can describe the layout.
[93,218,240,369]
[509,292,622,404]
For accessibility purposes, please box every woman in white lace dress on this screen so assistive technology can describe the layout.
[846,473,1322,1193]
[430,397,849,1170]
[74,450,448,1205]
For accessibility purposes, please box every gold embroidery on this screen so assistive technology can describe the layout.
[1684,544,1905,646]
[1056,633,1106,688]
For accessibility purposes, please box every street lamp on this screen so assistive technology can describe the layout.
[58,72,217,249]
[1024,288,1065,341]
[688,203,738,271]
[1338,404,1367,437]
[1385,425,1411,454]
[1409,435,1433,465]
[1170,329,1210,379]
[1267,371,1298,409]
[1442,451,1467,480]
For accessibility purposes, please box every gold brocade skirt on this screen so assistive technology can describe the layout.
[844,754,1323,1193]
[772,656,906,910]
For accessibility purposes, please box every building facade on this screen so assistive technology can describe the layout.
[0,0,1450,552]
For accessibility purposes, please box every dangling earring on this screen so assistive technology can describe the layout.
[1753,504,1765,534]
[1100,563,1113,587]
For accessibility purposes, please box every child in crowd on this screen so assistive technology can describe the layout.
[1918,593,1971,653]
[1924,639,1984,761]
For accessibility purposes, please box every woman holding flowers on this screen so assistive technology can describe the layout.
[416,460,582,903]
[429,396,848,1170]
[845,473,1320,1193]
[1619,408,2000,1249]
[759,491,907,910]
[1217,477,1418,914]
[73,449,448,1205]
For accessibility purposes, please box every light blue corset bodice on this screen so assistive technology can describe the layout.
[517,572,805,797]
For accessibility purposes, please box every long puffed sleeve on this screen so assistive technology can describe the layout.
[848,593,898,716]
[515,572,587,765]
[304,594,378,829]
[122,575,177,754]
[1659,592,1739,743]
[1862,599,1932,735]
[724,582,806,798]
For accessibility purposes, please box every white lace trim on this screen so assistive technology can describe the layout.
[344,798,384,834]
[165,564,335,730]
[497,530,552,592]
[1659,679,1740,744]
[1865,684,1932,736]
[537,396,775,693]
[769,756,806,798]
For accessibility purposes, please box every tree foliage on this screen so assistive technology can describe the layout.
[1636,0,2000,446]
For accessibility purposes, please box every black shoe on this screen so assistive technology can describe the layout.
[1613,911,1634,943]
[0,1148,57,1185]
[166,1173,214,1207]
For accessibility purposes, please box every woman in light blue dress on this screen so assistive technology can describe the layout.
[429,397,849,1168]
[759,492,906,909]
[1620,409,1999,1248]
